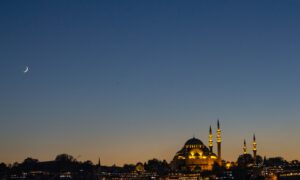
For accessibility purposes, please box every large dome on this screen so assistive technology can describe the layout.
[184,137,204,146]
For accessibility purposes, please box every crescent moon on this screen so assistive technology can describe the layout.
[24,66,29,73]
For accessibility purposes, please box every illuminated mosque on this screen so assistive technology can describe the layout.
[170,120,222,171]
[171,120,259,172]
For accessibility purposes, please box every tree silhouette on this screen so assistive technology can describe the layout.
[144,159,170,176]
[21,157,39,172]
[237,154,253,168]
[0,163,8,179]
[55,153,77,172]
[55,154,76,162]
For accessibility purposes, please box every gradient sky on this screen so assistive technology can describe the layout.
[1,1,300,165]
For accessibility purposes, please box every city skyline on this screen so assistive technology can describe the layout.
[1,1,300,166]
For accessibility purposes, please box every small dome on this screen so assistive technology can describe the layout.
[184,137,204,146]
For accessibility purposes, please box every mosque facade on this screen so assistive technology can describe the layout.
[170,120,222,172]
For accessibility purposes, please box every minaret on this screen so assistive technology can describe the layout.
[217,120,222,164]
[209,125,213,153]
[97,157,101,167]
[243,139,247,154]
[253,134,257,164]
[96,157,102,175]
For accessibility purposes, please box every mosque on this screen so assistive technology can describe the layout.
[171,120,259,172]
[170,120,222,172]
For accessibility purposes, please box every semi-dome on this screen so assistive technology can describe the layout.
[184,137,204,146]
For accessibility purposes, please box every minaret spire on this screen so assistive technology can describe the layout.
[98,157,101,167]
[253,134,257,165]
[216,119,222,165]
[209,125,213,153]
[243,139,247,154]
[96,157,102,174]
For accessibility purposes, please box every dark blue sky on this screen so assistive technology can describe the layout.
[1,1,300,164]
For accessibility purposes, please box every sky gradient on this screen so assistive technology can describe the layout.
[1,1,300,165]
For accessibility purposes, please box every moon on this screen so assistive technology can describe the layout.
[23,66,29,73]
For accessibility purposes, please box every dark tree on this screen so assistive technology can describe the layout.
[23,157,39,164]
[55,153,77,172]
[0,163,7,172]
[237,154,253,168]
[21,157,39,172]
[0,162,8,179]
[55,153,76,162]
[144,159,170,176]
